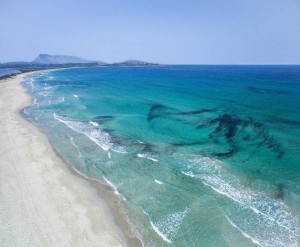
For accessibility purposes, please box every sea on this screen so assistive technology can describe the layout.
[23,65,300,247]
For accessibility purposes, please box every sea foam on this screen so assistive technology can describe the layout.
[150,221,172,243]
[155,179,163,185]
[137,153,159,162]
[103,176,120,195]
[181,155,299,247]
[150,208,189,244]
[54,113,112,151]
[69,136,82,158]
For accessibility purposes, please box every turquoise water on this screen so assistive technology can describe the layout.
[23,66,300,247]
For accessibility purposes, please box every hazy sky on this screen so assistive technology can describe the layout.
[1,0,300,64]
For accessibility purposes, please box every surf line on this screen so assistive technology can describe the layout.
[150,221,172,244]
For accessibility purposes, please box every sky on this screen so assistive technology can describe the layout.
[1,0,300,64]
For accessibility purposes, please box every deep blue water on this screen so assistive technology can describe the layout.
[24,66,300,247]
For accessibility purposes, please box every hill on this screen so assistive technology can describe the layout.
[33,54,95,64]
[112,59,159,66]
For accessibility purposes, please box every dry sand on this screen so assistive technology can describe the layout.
[0,73,138,247]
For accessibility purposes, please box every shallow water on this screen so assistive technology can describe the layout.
[23,66,300,247]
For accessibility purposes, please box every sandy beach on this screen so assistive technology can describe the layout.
[0,73,138,247]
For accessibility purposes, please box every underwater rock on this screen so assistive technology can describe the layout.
[147,104,215,121]
[175,108,215,116]
[147,104,284,159]
[170,141,204,147]
[94,115,115,124]
[147,104,175,121]
[212,148,237,158]
[209,114,244,140]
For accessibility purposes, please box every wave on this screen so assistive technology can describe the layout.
[154,179,163,185]
[53,113,112,151]
[29,77,35,91]
[70,163,101,183]
[181,155,299,247]
[69,136,82,158]
[111,146,127,154]
[150,221,172,243]
[150,208,189,244]
[49,96,65,105]
[103,176,120,195]
[73,94,79,99]
[44,83,53,90]
[137,153,159,162]
[225,215,262,246]
[68,163,126,203]
[89,121,99,127]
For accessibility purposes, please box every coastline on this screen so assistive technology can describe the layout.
[0,73,142,246]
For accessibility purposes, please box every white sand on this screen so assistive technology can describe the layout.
[0,73,130,246]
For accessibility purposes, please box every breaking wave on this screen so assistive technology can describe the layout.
[181,155,299,247]
[53,113,113,151]
[137,153,159,162]
[150,208,189,243]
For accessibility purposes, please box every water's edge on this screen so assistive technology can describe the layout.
[19,71,144,247]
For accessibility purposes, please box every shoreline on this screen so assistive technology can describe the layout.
[0,73,142,246]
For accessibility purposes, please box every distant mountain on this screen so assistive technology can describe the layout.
[0,55,158,69]
[32,54,96,64]
[1,61,32,65]
[112,59,159,66]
